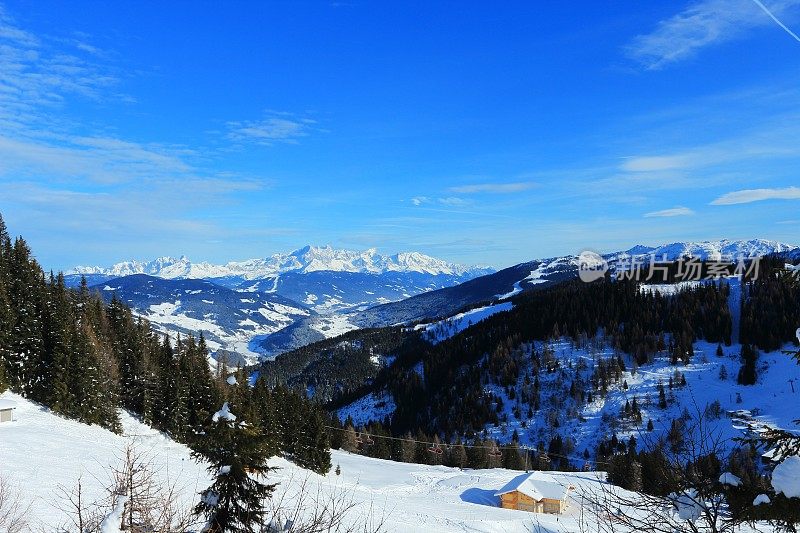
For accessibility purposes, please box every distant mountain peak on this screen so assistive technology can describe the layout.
[70,246,493,280]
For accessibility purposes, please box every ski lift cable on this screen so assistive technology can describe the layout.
[322,424,611,466]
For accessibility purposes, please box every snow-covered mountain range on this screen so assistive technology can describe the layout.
[71,246,495,364]
[70,239,799,364]
[612,238,796,261]
[70,245,490,280]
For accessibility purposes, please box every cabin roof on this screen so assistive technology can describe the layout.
[494,473,569,501]
[0,399,18,410]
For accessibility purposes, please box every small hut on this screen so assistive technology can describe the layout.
[495,473,571,514]
[0,399,17,423]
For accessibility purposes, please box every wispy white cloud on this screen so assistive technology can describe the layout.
[449,181,536,194]
[644,206,695,217]
[710,186,800,204]
[437,196,468,206]
[226,112,316,146]
[621,130,800,175]
[410,196,429,206]
[626,0,800,70]
[409,196,469,207]
[0,8,121,127]
[0,5,38,47]
[622,154,700,172]
[0,4,276,268]
[0,133,203,184]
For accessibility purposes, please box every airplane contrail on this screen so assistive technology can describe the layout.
[751,0,800,42]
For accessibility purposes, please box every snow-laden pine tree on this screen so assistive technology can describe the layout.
[193,398,276,532]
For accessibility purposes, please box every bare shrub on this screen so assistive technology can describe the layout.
[0,476,30,533]
[54,444,198,532]
[264,472,388,533]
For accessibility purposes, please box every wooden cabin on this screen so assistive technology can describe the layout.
[495,473,571,514]
[0,399,17,423]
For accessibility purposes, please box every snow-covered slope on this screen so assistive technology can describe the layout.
[340,334,800,466]
[414,302,514,344]
[0,391,653,532]
[0,391,209,531]
[70,245,492,280]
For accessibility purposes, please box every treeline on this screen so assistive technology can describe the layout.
[741,256,800,351]
[0,214,331,474]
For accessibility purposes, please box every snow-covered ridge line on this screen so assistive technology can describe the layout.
[615,238,797,261]
[70,245,493,279]
[522,238,797,278]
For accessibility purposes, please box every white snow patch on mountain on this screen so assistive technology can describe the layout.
[639,281,704,295]
[310,314,359,338]
[416,302,514,344]
[338,390,396,426]
[143,300,299,365]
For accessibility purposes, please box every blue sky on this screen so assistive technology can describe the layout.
[1,0,800,271]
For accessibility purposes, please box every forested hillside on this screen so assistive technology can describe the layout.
[0,214,332,474]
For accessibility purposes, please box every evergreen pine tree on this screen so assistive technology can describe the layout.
[0,278,12,392]
[629,459,643,492]
[8,237,46,395]
[193,401,276,532]
[451,441,468,469]
[737,343,758,385]
[342,425,359,453]
[293,407,332,474]
[251,377,281,457]
[658,381,668,409]
[43,272,74,414]
[70,316,118,428]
